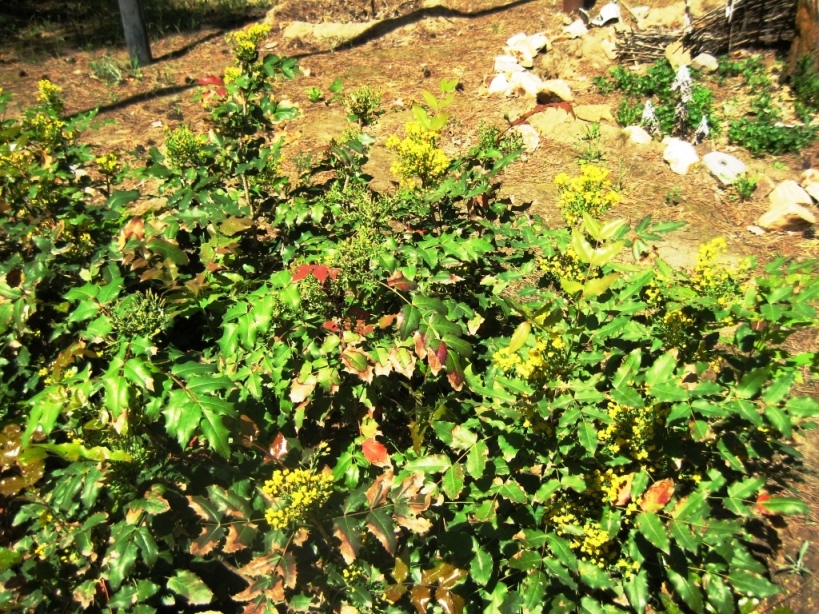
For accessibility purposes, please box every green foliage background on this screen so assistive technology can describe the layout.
[2,29,819,614]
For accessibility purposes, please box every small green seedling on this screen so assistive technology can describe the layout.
[778,541,811,576]
[306,86,323,103]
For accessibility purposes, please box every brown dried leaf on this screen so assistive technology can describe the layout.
[223,523,257,554]
[366,470,394,507]
[190,524,225,556]
[239,415,260,447]
[289,375,316,403]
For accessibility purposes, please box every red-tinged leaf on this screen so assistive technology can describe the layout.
[640,478,675,513]
[366,470,393,507]
[446,353,465,392]
[414,330,428,359]
[270,432,289,461]
[390,347,416,379]
[616,473,634,506]
[310,265,330,283]
[223,523,257,553]
[387,271,418,291]
[341,348,373,383]
[436,341,448,365]
[362,438,390,466]
[290,264,313,282]
[379,314,398,328]
[322,320,340,332]
[428,343,444,376]
[198,75,224,85]
[355,320,375,335]
[755,491,772,516]
[215,86,227,97]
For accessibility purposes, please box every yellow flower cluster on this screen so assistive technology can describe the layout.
[597,402,667,462]
[26,112,66,150]
[554,164,620,225]
[95,153,120,176]
[543,496,614,567]
[660,308,694,350]
[164,125,206,169]
[690,237,750,308]
[539,246,589,286]
[588,468,632,506]
[492,329,569,385]
[223,66,242,85]
[37,79,64,114]
[262,467,334,531]
[227,23,270,65]
[385,121,449,188]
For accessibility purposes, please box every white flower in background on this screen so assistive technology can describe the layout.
[692,115,710,144]
[671,66,693,104]
[642,100,660,135]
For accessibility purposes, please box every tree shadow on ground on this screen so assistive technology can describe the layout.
[0,0,271,58]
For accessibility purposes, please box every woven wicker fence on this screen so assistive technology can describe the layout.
[618,0,797,63]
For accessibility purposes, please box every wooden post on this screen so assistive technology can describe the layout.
[788,0,819,75]
[117,0,152,67]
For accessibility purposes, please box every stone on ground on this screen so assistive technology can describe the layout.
[574,104,615,124]
[623,125,652,144]
[509,71,543,97]
[758,202,817,231]
[539,79,573,102]
[663,138,699,174]
[563,19,588,39]
[513,124,540,153]
[702,151,747,186]
[769,180,813,208]
[691,53,719,72]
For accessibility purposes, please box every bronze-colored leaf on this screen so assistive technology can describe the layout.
[421,562,466,589]
[436,587,465,614]
[239,415,260,447]
[333,517,362,564]
[190,524,225,556]
[390,347,416,379]
[270,432,289,461]
[292,527,310,546]
[223,523,258,554]
[384,584,408,603]
[392,554,410,584]
[410,586,432,614]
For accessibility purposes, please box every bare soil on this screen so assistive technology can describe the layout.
[2,0,819,610]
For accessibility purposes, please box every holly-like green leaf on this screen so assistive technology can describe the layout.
[466,440,488,479]
[667,568,704,613]
[403,454,451,474]
[366,507,396,555]
[470,543,493,586]
[167,570,214,605]
[757,497,808,515]
[636,512,670,554]
[624,569,648,613]
[577,420,597,454]
[442,463,465,499]
[578,560,614,590]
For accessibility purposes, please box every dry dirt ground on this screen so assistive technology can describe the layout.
[2,0,819,610]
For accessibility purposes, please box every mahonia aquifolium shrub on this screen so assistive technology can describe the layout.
[2,26,819,614]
